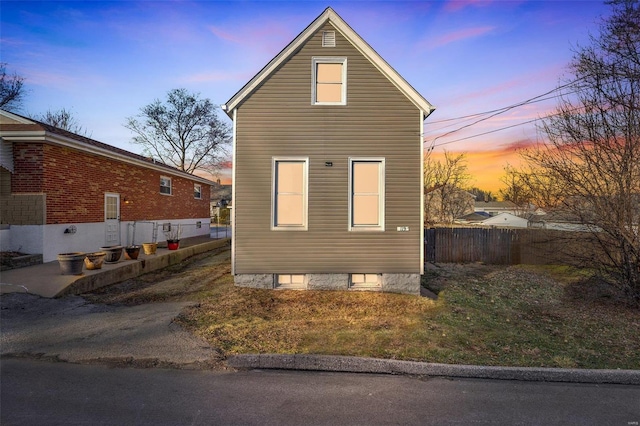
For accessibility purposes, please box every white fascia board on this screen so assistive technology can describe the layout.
[224,8,436,119]
[0,129,214,186]
[0,110,34,124]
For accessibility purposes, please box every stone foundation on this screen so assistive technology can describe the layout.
[234,273,420,295]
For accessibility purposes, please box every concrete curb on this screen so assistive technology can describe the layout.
[227,354,640,385]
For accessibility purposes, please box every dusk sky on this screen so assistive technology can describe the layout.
[1,1,611,191]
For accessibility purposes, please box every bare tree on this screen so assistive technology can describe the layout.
[424,151,473,224]
[125,88,231,175]
[37,108,90,136]
[0,63,25,111]
[520,0,640,306]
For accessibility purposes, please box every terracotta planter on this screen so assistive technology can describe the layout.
[100,245,123,263]
[142,242,157,255]
[57,252,86,275]
[84,252,107,270]
[167,240,180,250]
[124,245,141,260]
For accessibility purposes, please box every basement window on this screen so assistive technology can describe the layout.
[275,274,306,290]
[350,273,382,289]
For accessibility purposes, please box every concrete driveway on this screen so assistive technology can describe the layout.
[0,293,223,368]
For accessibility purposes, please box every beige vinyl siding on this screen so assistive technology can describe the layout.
[234,23,421,274]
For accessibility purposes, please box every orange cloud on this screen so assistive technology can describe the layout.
[427,148,527,193]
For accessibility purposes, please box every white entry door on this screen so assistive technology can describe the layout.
[104,193,120,245]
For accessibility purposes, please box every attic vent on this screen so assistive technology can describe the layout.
[322,31,336,47]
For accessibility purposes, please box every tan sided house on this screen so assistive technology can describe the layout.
[223,8,435,294]
[0,110,213,263]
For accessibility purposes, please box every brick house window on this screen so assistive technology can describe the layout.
[194,184,202,199]
[160,176,172,195]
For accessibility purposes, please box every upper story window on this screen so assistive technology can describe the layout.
[312,57,347,105]
[349,158,385,231]
[272,157,309,231]
[160,176,172,195]
[194,184,202,199]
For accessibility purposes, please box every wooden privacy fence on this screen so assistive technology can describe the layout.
[424,227,599,265]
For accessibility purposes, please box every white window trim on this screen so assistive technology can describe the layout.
[194,183,202,199]
[160,176,172,196]
[271,157,309,231]
[349,273,382,290]
[274,274,307,290]
[348,157,385,232]
[311,57,347,106]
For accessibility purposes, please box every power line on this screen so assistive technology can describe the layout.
[423,78,585,150]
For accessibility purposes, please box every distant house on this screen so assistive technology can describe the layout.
[222,8,435,294]
[481,212,529,228]
[455,211,490,224]
[209,180,232,217]
[528,210,596,232]
[0,110,213,262]
[474,200,519,216]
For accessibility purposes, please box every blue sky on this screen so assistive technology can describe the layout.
[1,0,610,189]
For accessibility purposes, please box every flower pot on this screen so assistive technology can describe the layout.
[142,242,157,255]
[124,245,141,260]
[167,240,180,250]
[57,252,86,275]
[84,252,107,270]
[100,245,123,263]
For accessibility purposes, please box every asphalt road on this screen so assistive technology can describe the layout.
[2,358,639,426]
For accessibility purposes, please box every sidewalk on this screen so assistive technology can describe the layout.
[0,236,230,298]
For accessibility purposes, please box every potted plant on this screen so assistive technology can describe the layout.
[100,245,123,263]
[142,242,157,255]
[57,252,86,275]
[124,245,141,260]
[164,224,182,250]
[84,252,107,270]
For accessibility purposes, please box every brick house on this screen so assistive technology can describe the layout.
[223,8,434,294]
[0,110,213,262]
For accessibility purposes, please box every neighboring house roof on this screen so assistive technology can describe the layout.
[222,7,435,119]
[0,109,213,185]
[456,212,491,222]
[474,200,518,210]
[482,212,529,228]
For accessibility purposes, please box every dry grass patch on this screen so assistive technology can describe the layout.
[88,248,640,369]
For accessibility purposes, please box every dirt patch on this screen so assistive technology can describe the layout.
[84,247,231,306]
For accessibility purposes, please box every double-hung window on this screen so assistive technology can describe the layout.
[160,176,172,195]
[312,58,347,105]
[272,157,308,230]
[194,184,202,199]
[349,158,385,231]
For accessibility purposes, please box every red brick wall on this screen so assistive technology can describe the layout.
[12,143,44,193]
[14,143,210,224]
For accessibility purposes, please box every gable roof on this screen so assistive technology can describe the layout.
[222,7,435,119]
[0,109,213,185]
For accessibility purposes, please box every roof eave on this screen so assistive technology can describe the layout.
[0,129,214,185]
[223,7,434,118]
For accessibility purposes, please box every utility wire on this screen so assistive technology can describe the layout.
[423,77,587,152]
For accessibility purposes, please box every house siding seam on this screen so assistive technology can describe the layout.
[234,23,422,275]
